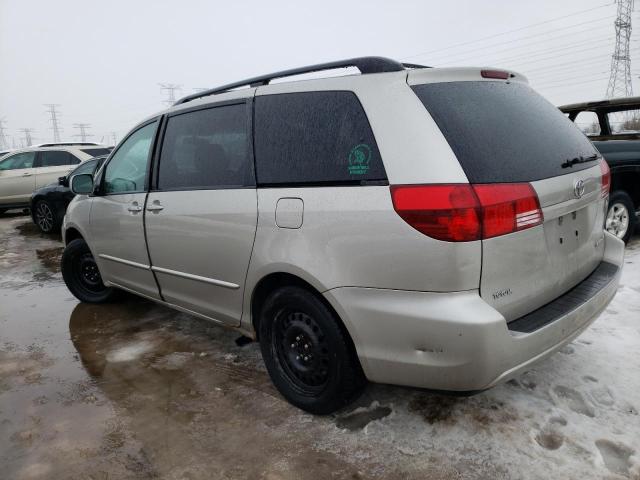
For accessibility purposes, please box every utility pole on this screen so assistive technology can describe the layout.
[0,119,9,150]
[159,83,182,106]
[110,131,117,146]
[44,104,63,142]
[606,0,634,99]
[73,123,92,142]
[19,128,35,146]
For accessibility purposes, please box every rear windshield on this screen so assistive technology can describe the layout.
[412,81,599,183]
[81,148,112,157]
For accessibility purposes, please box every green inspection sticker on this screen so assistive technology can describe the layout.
[348,144,371,175]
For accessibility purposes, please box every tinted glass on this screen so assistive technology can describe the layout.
[38,150,79,167]
[254,91,386,185]
[81,148,112,157]
[104,122,156,194]
[412,82,599,183]
[0,152,36,170]
[158,104,253,190]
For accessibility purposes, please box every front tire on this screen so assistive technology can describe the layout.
[34,199,59,233]
[61,239,119,303]
[258,286,366,414]
[606,191,637,243]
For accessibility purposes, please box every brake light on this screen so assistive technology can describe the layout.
[390,183,543,242]
[599,158,610,198]
[481,69,510,80]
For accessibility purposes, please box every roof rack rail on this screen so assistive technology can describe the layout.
[175,56,428,106]
[33,142,100,147]
[401,62,430,69]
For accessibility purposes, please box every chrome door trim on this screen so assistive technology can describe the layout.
[151,265,240,290]
[98,253,150,270]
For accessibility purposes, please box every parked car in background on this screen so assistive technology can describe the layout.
[0,143,112,215]
[560,97,640,243]
[30,155,107,233]
[61,57,624,414]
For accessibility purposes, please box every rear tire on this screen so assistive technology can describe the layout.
[34,199,59,233]
[61,239,119,303]
[606,191,636,244]
[258,286,366,414]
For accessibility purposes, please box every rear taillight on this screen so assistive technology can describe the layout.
[481,69,510,80]
[599,158,610,198]
[390,183,543,242]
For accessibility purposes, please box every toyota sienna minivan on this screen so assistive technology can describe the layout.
[61,57,625,414]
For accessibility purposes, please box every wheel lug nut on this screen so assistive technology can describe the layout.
[291,343,296,348]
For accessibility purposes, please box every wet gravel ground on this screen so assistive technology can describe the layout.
[1,212,639,480]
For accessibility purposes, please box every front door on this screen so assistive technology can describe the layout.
[0,151,36,205]
[90,120,161,299]
[144,102,257,325]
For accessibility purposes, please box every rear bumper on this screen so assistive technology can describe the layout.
[323,231,625,391]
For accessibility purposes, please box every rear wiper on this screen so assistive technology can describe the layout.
[561,153,598,168]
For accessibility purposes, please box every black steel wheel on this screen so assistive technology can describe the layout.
[259,286,365,414]
[61,238,119,303]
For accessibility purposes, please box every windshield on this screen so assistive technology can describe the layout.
[412,81,599,183]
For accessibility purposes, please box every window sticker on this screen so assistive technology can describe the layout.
[348,144,371,175]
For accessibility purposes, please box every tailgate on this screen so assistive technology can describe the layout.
[481,165,606,321]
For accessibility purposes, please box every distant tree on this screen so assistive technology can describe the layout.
[622,116,640,132]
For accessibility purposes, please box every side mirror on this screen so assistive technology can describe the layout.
[70,174,94,195]
[58,176,69,187]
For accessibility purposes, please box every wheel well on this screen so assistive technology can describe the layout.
[250,273,353,347]
[64,227,84,245]
[611,170,640,209]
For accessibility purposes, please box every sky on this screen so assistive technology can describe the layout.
[0,0,637,147]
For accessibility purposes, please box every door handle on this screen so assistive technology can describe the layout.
[147,200,163,212]
[127,202,142,213]
[22,172,32,177]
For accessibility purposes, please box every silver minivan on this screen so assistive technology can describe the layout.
[61,57,625,414]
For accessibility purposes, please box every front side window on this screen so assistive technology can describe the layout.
[104,122,157,194]
[607,110,640,134]
[70,159,98,177]
[38,150,79,167]
[254,91,386,185]
[0,152,36,170]
[157,104,253,190]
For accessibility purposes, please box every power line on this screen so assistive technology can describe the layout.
[44,104,63,142]
[428,18,614,63]
[73,123,92,142]
[401,2,614,60]
[436,34,614,67]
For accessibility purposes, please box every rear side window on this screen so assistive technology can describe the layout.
[254,91,386,186]
[38,150,79,167]
[157,103,253,190]
[412,82,599,183]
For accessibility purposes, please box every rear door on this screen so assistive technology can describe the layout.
[144,102,257,326]
[0,152,36,205]
[412,80,606,321]
[90,120,161,299]
[34,150,81,188]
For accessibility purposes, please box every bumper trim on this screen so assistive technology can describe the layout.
[508,261,619,333]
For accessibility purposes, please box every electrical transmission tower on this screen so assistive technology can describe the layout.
[44,104,63,142]
[73,123,92,142]
[19,128,35,146]
[606,0,634,99]
[0,119,9,150]
[159,83,182,106]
